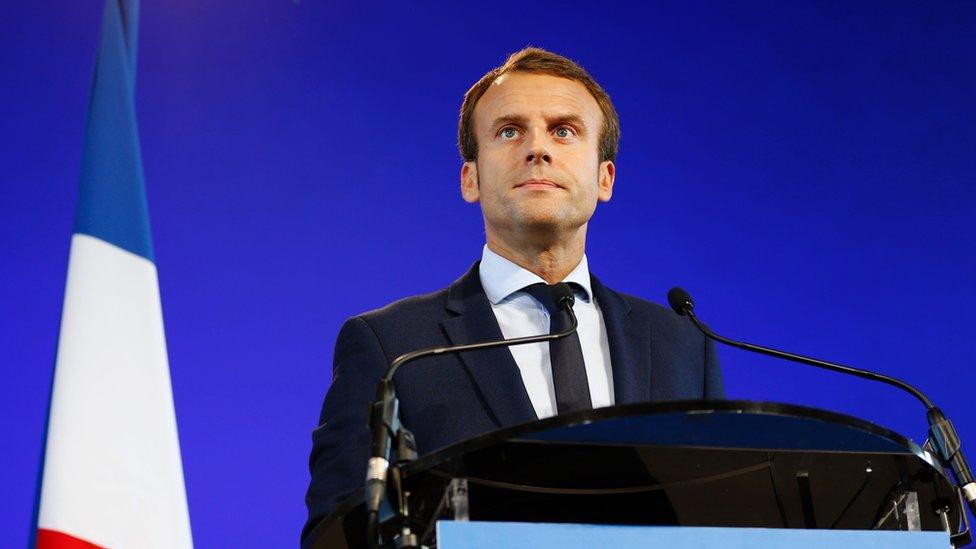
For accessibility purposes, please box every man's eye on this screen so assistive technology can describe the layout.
[500,127,520,139]
[554,127,574,138]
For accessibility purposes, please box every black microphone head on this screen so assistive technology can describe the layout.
[551,282,576,310]
[667,287,694,316]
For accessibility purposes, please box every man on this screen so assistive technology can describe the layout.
[303,47,723,542]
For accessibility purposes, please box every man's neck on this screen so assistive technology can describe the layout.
[486,231,586,284]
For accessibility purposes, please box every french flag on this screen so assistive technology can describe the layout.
[34,0,193,547]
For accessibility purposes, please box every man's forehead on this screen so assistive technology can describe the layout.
[474,72,601,126]
[488,71,580,89]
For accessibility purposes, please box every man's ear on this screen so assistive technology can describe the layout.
[597,160,615,202]
[461,161,480,203]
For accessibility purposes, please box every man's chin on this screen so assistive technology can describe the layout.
[514,212,586,235]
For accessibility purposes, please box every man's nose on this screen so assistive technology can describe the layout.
[525,130,552,165]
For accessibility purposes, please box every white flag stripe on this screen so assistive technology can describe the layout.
[39,233,192,548]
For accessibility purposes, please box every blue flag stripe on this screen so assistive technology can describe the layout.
[73,0,154,262]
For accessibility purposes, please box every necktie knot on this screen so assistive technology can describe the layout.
[521,282,578,315]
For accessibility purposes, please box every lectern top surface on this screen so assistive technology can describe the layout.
[406,400,938,475]
[520,406,908,452]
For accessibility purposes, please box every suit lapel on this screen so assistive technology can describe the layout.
[590,275,653,404]
[441,263,538,427]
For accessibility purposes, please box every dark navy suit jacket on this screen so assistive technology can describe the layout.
[303,263,723,541]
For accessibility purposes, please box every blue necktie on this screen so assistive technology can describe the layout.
[522,283,593,414]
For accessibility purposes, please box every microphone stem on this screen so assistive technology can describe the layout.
[384,304,578,382]
[684,309,934,409]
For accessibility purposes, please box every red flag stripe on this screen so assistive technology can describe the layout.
[36,529,106,549]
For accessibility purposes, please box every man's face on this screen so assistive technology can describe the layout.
[461,72,615,240]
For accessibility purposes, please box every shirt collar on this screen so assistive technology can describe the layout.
[479,244,593,305]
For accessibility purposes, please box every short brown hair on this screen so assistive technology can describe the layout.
[457,47,620,163]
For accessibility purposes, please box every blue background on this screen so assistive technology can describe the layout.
[2,1,973,547]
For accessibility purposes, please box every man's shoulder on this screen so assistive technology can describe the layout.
[594,278,671,318]
[598,283,699,337]
[350,262,479,329]
[612,288,670,315]
[336,280,464,358]
[356,286,451,327]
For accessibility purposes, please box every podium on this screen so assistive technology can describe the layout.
[305,401,964,548]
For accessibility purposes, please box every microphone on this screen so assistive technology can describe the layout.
[366,283,579,548]
[667,287,976,527]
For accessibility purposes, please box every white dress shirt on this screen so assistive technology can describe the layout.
[478,245,614,419]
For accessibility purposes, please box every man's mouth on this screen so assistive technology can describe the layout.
[515,179,561,189]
